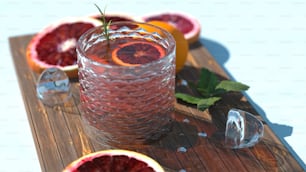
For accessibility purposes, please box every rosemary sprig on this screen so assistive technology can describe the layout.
[94,4,112,43]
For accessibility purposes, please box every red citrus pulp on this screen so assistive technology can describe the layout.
[143,21,188,73]
[91,12,142,23]
[91,12,142,30]
[112,41,166,66]
[143,12,201,44]
[85,37,167,67]
[63,149,164,172]
[26,17,101,78]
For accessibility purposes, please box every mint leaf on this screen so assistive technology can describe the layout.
[197,68,219,96]
[216,80,249,92]
[197,97,221,111]
[175,68,250,111]
[175,93,203,104]
[175,93,221,111]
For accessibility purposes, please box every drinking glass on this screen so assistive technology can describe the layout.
[76,21,176,147]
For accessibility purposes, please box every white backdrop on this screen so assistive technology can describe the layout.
[1,0,306,171]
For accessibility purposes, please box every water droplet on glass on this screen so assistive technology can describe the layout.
[198,132,207,138]
[225,108,264,149]
[177,147,187,153]
[36,67,72,107]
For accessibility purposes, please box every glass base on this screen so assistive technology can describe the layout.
[80,110,174,149]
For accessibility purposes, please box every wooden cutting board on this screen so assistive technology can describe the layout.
[9,34,304,172]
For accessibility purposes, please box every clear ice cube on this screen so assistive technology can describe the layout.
[36,67,72,106]
[225,108,264,149]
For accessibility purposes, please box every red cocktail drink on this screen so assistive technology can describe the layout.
[77,22,176,147]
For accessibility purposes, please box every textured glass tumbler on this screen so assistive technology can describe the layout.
[77,22,176,147]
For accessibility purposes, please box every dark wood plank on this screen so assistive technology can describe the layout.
[9,35,65,171]
[9,34,304,172]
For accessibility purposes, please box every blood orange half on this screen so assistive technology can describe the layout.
[26,17,101,78]
[112,40,166,67]
[91,12,143,23]
[143,12,201,44]
[144,21,188,73]
[63,149,164,172]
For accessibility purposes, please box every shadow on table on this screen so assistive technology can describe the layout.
[197,37,305,170]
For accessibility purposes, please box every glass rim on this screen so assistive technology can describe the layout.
[77,21,176,69]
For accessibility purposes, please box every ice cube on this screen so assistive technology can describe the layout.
[225,109,264,149]
[36,67,72,106]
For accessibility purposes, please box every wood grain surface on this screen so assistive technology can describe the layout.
[9,34,303,172]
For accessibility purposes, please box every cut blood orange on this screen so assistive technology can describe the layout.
[91,12,143,23]
[26,17,101,78]
[142,21,188,73]
[112,40,166,67]
[63,149,164,172]
[143,12,201,44]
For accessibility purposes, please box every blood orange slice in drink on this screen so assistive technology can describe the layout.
[143,12,201,44]
[112,40,166,66]
[144,21,188,73]
[26,17,101,78]
[63,149,164,172]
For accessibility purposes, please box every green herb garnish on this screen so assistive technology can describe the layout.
[94,4,112,43]
[176,68,249,111]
